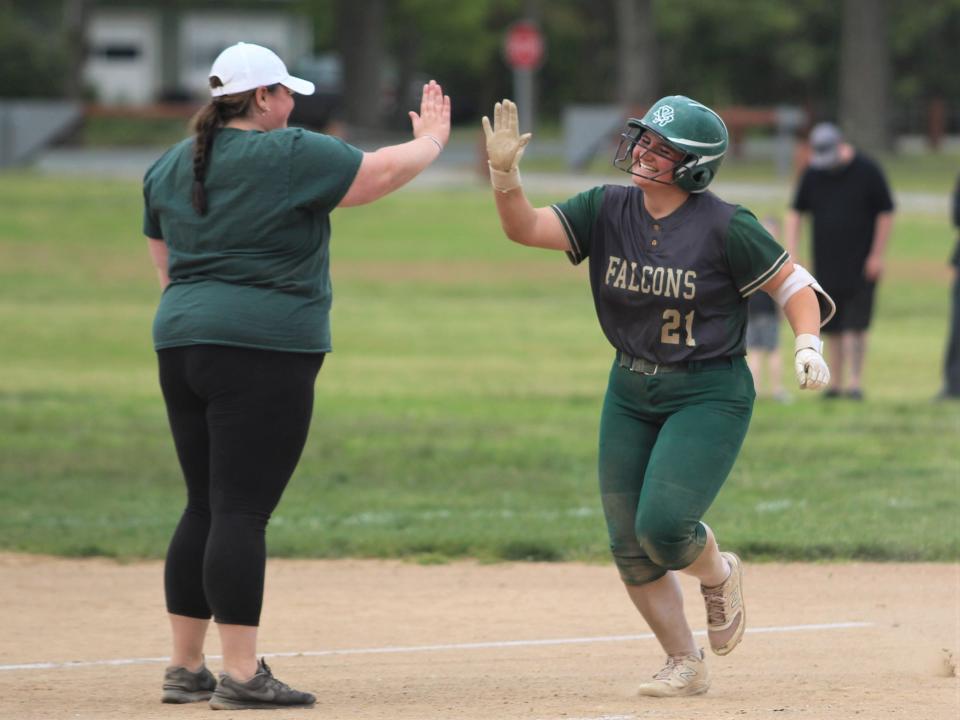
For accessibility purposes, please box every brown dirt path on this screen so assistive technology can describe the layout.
[0,555,957,719]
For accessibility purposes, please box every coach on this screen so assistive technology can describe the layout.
[143,42,450,710]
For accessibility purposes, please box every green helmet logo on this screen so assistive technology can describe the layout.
[613,95,728,193]
[650,105,675,127]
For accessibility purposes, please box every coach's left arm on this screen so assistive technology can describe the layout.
[147,237,170,290]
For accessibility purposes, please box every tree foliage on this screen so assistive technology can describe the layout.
[889,0,960,130]
[327,0,956,130]
[0,6,69,98]
[655,0,839,108]
[4,0,958,134]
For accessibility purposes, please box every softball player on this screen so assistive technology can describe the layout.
[482,96,834,697]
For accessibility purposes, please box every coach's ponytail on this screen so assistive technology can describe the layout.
[190,104,218,215]
[189,78,258,216]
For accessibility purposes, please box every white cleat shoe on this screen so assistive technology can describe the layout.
[637,648,710,697]
[701,551,746,656]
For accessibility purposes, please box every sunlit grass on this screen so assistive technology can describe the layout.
[0,174,957,561]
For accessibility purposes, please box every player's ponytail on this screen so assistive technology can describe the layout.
[189,78,258,216]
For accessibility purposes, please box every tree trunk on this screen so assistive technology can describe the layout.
[335,0,386,131]
[61,0,88,101]
[158,3,181,101]
[839,0,890,152]
[389,14,419,129]
[615,0,658,113]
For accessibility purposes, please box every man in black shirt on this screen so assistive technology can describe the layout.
[786,122,895,399]
[938,173,960,399]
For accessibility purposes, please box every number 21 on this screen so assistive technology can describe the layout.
[661,309,696,347]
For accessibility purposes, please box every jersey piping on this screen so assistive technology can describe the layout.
[551,204,582,263]
[738,250,789,297]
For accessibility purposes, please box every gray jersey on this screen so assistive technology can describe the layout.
[553,185,787,363]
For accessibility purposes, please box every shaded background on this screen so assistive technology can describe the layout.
[2,0,960,155]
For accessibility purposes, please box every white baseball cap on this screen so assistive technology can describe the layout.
[209,42,315,97]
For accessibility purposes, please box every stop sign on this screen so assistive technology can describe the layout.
[504,21,545,70]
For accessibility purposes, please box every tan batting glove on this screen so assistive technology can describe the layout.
[481,99,532,193]
[795,333,831,390]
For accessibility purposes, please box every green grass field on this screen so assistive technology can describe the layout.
[0,171,957,562]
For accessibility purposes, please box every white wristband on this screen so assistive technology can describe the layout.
[489,165,522,193]
[420,134,443,153]
[795,333,822,354]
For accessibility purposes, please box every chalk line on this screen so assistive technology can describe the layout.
[0,621,873,672]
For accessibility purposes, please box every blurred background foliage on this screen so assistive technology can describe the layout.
[0,3,70,98]
[2,0,960,135]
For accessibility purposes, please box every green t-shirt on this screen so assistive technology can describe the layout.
[143,127,363,353]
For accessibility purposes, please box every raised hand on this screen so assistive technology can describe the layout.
[481,99,532,192]
[409,80,451,150]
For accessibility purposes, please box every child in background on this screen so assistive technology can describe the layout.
[747,217,789,402]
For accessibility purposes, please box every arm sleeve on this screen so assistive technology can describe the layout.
[141,147,178,239]
[951,175,960,268]
[726,207,790,297]
[289,129,364,211]
[952,174,960,229]
[869,163,895,213]
[791,170,812,212]
[142,183,162,238]
[550,185,606,265]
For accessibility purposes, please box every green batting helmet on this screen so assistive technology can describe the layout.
[613,95,728,193]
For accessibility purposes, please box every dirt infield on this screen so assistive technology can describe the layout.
[1,554,957,720]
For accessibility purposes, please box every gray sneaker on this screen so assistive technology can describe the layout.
[209,658,316,710]
[161,662,217,703]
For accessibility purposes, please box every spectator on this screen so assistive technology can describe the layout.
[785,122,895,399]
[746,216,789,402]
[938,173,960,400]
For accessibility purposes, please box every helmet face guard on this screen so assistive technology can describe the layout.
[612,96,728,193]
[613,123,694,186]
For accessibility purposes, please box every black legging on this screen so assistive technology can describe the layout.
[158,345,324,626]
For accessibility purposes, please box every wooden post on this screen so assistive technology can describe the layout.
[928,96,946,152]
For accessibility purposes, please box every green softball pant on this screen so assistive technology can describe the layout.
[598,354,755,586]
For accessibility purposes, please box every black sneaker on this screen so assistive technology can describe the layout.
[161,662,217,703]
[210,658,316,710]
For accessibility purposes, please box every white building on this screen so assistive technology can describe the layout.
[84,4,312,105]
